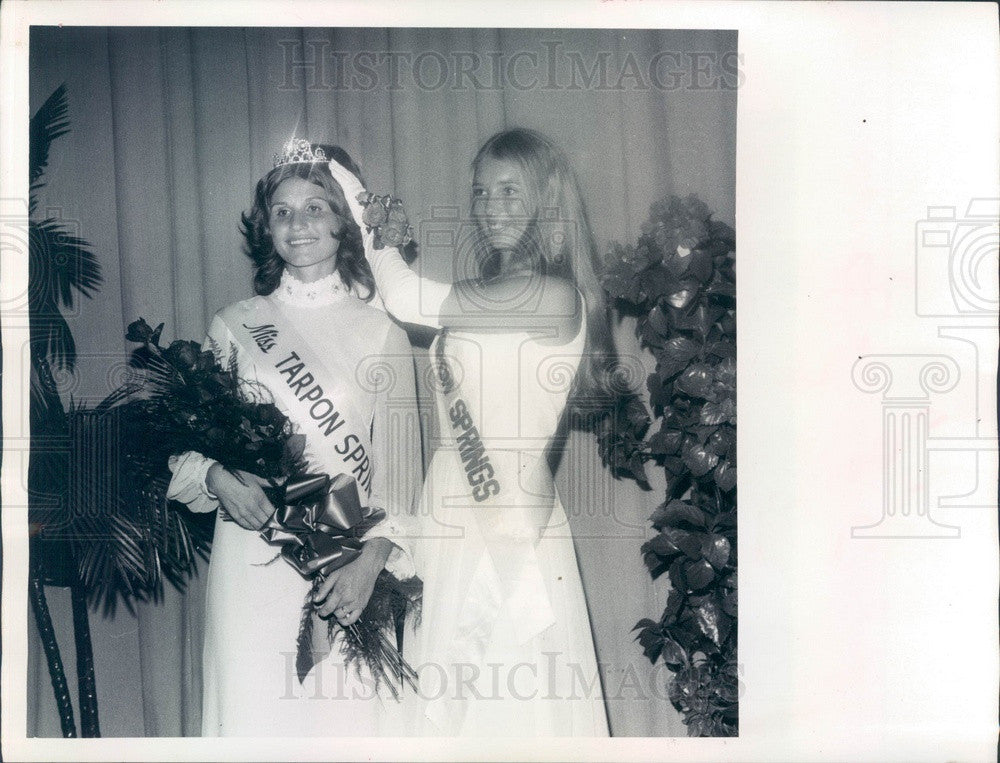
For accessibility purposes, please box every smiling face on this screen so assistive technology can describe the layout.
[471,155,539,256]
[268,176,343,278]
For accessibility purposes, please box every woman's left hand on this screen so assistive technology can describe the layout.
[312,538,393,625]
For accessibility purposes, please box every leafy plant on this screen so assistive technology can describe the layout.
[28,84,102,413]
[601,194,737,737]
[27,82,104,738]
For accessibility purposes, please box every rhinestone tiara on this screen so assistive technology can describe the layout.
[273,138,327,168]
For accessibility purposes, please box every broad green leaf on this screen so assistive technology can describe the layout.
[666,589,684,617]
[693,598,722,645]
[663,336,701,363]
[685,559,715,590]
[714,461,737,491]
[702,534,731,569]
[656,355,689,382]
[683,443,719,477]
[721,589,738,617]
[706,340,736,360]
[687,249,714,283]
[647,426,683,456]
[699,401,728,426]
[647,303,671,337]
[638,626,665,662]
[660,636,688,668]
[661,500,707,529]
[675,364,714,398]
[668,557,687,591]
[647,531,681,558]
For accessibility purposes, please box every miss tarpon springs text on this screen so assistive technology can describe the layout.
[272,349,373,493]
[244,320,374,493]
[448,399,501,503]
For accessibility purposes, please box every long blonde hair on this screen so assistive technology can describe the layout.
[472,128,618,420]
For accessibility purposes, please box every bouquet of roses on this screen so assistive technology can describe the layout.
[116,318,306,482]
[89,319,420,693]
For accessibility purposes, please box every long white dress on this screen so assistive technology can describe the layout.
[167,270,421,737]
[413,327,611,736]
[365,247,610,736]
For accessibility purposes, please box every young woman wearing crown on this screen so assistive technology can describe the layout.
[332,128,613,736]
[166,139,421,736]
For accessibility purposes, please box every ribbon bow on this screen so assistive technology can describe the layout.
[257,471,389,683]
[260,472,385,579]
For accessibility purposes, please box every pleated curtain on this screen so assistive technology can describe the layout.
[27,26,736,737]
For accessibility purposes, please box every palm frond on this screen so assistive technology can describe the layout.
[31,315,77,373]
[93,381,144,412]
[41,407,212,614]
[30,84,70,188]
[30,219,103,305]
[28,219,102,371]
[29,354,69,424]
[73,492,212,615]
[128,349,181,397]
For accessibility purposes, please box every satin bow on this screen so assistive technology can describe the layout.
[260,472,385,579]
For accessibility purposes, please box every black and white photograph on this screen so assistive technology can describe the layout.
[19,20,738,741]
[1,2,996,761]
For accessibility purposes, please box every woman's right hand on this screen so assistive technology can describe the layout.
[205,463,276,531]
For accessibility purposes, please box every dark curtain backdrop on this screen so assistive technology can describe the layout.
[28,26,736,738]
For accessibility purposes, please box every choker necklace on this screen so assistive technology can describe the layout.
[274,269,346,306]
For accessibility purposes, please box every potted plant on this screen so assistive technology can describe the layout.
[601,194,738,737]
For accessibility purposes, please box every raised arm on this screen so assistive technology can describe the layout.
[327,159,580,336]
[366,244,581,336]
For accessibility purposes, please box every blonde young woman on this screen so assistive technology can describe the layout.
[332,128,614,736]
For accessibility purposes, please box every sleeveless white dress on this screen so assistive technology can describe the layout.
[410,322,610,736]
[167,271,421,737]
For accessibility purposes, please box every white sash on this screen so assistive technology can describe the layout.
[423,331,558,732]
[222,298,376,499]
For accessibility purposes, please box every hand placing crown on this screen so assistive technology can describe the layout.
[274,137,415,255]
[356,192,413,250]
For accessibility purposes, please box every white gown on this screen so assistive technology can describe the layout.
[167,271,421,737]
[411,325,611,736]
[362,243,609,736]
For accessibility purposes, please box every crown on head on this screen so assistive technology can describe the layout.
[273,138,327,168]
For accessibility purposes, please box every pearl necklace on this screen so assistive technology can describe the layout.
[275,269,347,306]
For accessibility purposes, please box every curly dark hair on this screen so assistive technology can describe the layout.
[240,144,376,300]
